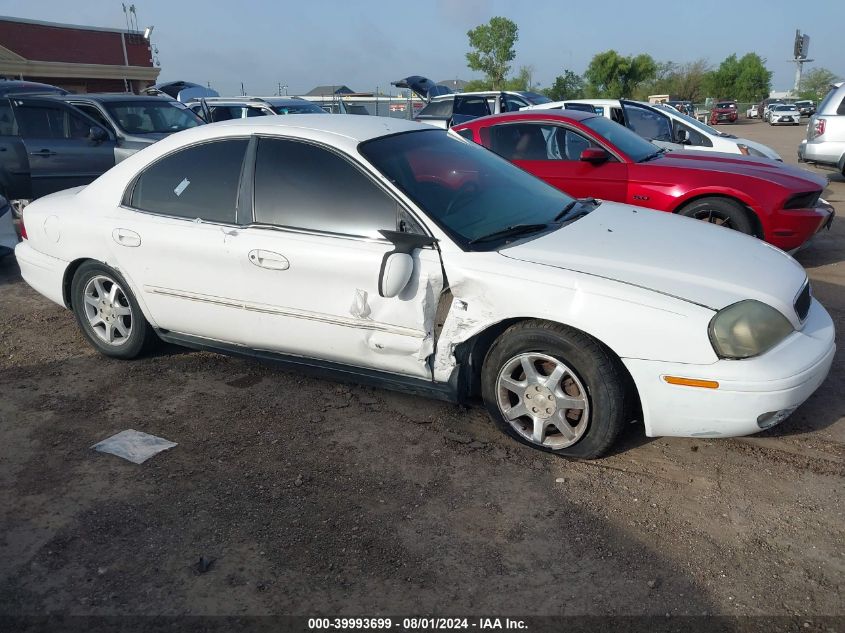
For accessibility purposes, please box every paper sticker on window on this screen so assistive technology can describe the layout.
[174,178,190,196]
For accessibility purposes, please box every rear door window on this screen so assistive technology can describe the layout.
[14,102,96,139]
[489,123,599,161]
[128,138,248,223]
[417,100,452,118]
[253,137,397,238]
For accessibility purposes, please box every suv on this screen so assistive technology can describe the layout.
[799,82,845,176]
[392,75,550,128]
[0,95,116,203]
[186,96,327,122]
[55,94,204,163]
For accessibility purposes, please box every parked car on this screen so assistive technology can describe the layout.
[454,110,832,252]
[794,100,816,117]
[769,104,801,126]
[186,96,327,122]
[710,100,738,124]
[55,94,204,163]
[762,99,785,123]
[0,94,116,202]
[392,75,551,128]
[523,98,782,160]
[14,116,835,457]
[0,194,16,257]
[747,104,760,118]
[0,79,68,97]
[799,82,845,176]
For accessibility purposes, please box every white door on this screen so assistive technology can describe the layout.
[109,137,252,343]
[229,136,443,379]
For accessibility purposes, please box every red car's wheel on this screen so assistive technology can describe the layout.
[677,197,755,235]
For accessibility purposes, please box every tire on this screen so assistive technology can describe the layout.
[677,197,755,235]
[71,261,155,359]
[481,320,631,459]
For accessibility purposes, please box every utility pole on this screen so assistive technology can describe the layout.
[790,30,813,94]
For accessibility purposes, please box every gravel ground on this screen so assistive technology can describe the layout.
[0,120,843,623]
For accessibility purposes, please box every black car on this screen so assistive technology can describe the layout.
[794,100,816,117]
[0,95,115,201]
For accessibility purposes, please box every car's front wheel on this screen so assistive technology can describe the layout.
[678,197,755,235]
[71,261,155,359]
[481,321,631,459]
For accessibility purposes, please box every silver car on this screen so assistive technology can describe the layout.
[799,82,845,176]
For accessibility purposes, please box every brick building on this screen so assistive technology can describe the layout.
[0,15,160,93]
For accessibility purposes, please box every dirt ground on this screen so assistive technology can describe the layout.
[1,120,843,624]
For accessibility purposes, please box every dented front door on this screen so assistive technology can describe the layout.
[232,227,444,379]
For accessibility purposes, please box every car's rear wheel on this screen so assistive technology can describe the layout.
[71,261,155,359]
[481,321,630,459]
[677,197,755,235]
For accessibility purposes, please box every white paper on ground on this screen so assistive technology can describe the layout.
[91,429,177,464]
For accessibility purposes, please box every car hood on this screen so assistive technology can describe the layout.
[649,151,825,189]
[500,202,807,325]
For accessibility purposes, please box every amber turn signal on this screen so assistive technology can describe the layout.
[663,376,719,389]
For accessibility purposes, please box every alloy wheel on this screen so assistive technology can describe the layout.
[82,275,133,346]
[496,352,590,449]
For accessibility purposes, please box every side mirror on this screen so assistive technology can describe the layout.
[579,147,609,164]
[89,126,108,143]
[379,252,414,298]
[676,129,690,144]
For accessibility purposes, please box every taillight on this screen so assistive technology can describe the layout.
[19,208,27,240]
[814,118,826,138]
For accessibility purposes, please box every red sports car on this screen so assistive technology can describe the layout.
[453,111,833,251]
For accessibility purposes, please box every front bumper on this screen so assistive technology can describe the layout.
[14,241,69,307]
[623,298,835,438]
[766,202,835,252]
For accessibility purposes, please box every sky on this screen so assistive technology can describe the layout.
[2,0,843,97]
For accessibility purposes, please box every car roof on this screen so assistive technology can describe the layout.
[60,93,177,103]
[454,109,597,128]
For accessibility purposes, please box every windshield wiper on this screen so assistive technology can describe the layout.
[553,197,600,222]
[469,223,550,245]
[639,148,666,162]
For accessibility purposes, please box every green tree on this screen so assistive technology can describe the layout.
[704,53,771,102]
[465,17,519,90]
[642,59,711,102]
[545,70,585,100]
[584,50,657,98]
[504,65,536,91]
[799,67,841,101]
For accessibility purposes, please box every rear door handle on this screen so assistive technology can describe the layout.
[29,149,58,157]
[248,249,289,270]
[112,228,141,247]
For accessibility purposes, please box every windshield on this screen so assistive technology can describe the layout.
[360,130,574,248]
[105,101,203,134]
[775,105,796,111]
[715,102,735,109]
[271,103,326,115]
[582,115,660,162]
[652,103,722,136]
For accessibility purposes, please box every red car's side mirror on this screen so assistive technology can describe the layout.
[580,147,609,164]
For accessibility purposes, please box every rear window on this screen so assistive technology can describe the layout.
[417,100,452,118]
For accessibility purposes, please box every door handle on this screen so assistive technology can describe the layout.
[29,149,58,157]
[112,228,141,247]
[248,249,289,270]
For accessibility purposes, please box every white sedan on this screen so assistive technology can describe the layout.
[15,116,835,458]
[769,104,801,126]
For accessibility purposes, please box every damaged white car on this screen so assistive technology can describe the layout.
[15,116,835,458]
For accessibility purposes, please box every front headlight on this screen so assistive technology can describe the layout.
[709,300,794,359]
[737,143,767,158]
